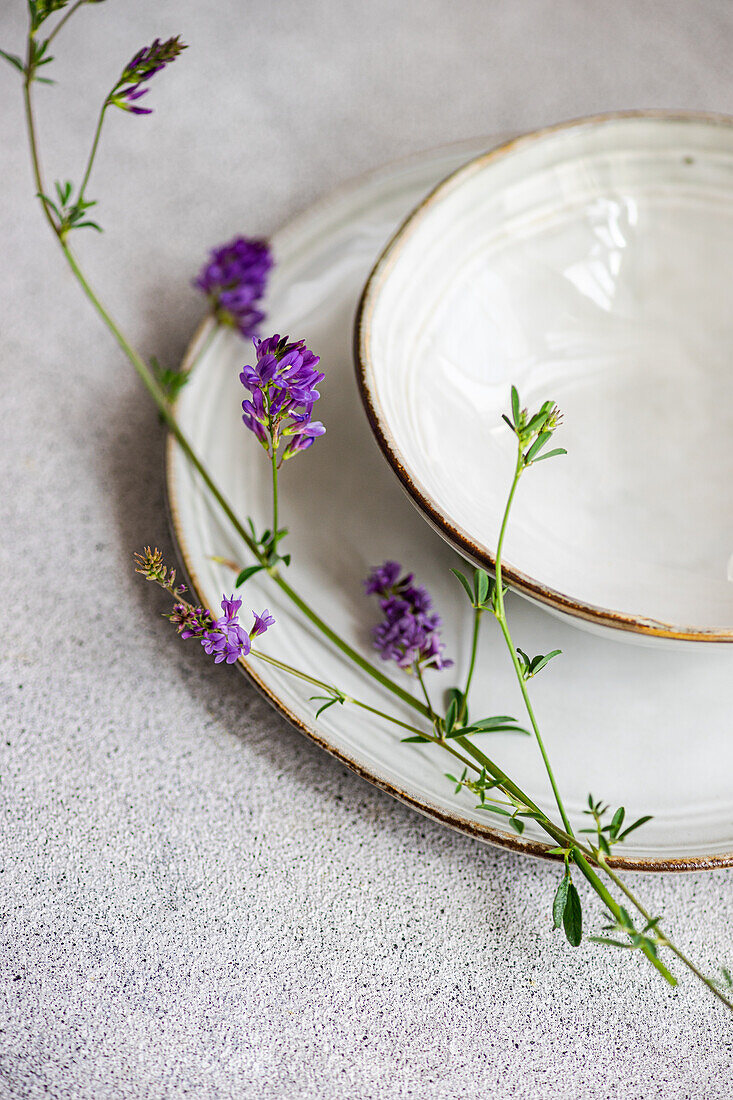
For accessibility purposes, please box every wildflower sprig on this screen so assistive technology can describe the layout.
[15,10,733,1014]
[502,386,567,469]
[237,334,325,569]
[135,547,274,663]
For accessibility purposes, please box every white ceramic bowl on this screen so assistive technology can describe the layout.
[356,112,733,644]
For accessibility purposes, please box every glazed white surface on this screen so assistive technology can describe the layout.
[171,145,733,863]
[363,117,733,635]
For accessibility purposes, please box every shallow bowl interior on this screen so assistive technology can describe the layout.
[357,113,733,641]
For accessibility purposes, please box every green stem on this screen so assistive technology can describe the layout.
[270,446,279,546]
[249,650,475,772]
[43,0,86,47]
[453,729,733,1004]
[493,452,573,837]
[256,637,733,1009]
[462,608,482,710]
[76,101,108,206]
[597,858,733,1010]
[415,663,437,724]
[572,852,677,986]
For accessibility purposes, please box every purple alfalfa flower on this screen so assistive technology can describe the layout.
[364,561,452,672]
[199,595,276,665]
[240,334,325,460]
[108,36,187,116]
[195,237,273,338]
[251,608,276,638]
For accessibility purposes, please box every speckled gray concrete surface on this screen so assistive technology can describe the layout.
[2,2,733,1097]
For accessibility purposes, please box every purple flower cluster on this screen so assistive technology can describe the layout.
[170,595,275,665]
[110,36,187,115]
[195,237,273,337]
[364,561,452,672]
[169,602,213,639]
[240,334,325,460]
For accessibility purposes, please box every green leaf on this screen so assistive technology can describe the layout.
[510,816,525,834]
[552,870,570,929]
[528,649,561,677]
[617,815,653,842]
[0,48,25,73]
[474,569,489,607]
[314,698,339,719]
[444,687,467,726]
[235,564,265,587]
[562,882,583,947]
[525,431,552,463]
[511,385,520,424]
[450,568,474,605]
[501,413,516,434]
[609,806,625,839]
[401,735,431,743]
[477,804,512,818]
[467,715,521,731]
[444,697,458,735]
[516,647,531,674]
[531,447,567,463]
[588,936,633,950]
[37,193,62,219]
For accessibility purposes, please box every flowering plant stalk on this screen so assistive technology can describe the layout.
[7,4,733,1014]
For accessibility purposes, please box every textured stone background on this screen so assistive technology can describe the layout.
[2,2,733,1097]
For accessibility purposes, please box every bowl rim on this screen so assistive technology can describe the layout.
[354,108,733,643]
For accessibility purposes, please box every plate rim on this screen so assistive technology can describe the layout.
[165,139,733,872]
[353,109,733,644]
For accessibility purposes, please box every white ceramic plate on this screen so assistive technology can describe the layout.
[356,113,733,644]
[168,139,733,870]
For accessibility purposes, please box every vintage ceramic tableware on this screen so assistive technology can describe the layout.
[168,140,733,868]
[356,113,733,644]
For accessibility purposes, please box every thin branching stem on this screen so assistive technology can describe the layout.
[77,102,107,205]
[493,449,573,836]
[43,0,87,47]
[270,446,279,551]
[462,608,482,709]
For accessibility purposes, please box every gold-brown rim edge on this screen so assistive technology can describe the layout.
[354,109,733,643]
[164,138,733,872]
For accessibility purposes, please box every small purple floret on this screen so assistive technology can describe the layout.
[251,608,276,638]
[195,237,273,337]
[364,562,452,672]
[240,334,325,460]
